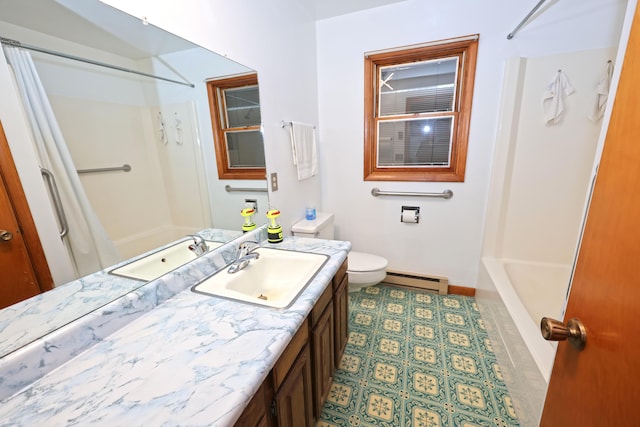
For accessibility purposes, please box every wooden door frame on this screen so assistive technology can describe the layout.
[0,122,53,292]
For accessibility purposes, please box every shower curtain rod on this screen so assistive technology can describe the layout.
[507,0,548,40]
[0,36,195,88]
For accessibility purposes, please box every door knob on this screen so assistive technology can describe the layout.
[0,230,13,241]
[540,317,587,350]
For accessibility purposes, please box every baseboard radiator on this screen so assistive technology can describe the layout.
[384,269,448,295]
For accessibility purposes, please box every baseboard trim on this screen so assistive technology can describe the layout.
[384,270,448,295]
[447,285,476,297]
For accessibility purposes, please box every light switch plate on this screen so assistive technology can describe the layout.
[270,172,278,192]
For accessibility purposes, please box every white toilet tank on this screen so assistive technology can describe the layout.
[291,212,335,239]
[292,212,387,292]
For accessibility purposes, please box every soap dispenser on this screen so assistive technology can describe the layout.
[266,209,283,243]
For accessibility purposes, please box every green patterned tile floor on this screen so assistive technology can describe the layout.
[317,284,520,427]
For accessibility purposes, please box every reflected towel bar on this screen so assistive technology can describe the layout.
[281,120,316,129]
[371,188,453,199]
[77,164,131,174]
[225,185,268,193]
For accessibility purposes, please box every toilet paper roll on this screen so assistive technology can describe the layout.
[401,210,419,223]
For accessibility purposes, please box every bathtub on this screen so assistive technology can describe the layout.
[477,258,572,426]
[113,224,200,260]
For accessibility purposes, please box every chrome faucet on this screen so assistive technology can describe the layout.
[228,241,260,273]
[188,234,209,256]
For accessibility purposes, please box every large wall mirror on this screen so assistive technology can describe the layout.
[0,0,268,356]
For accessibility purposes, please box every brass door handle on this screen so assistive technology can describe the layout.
[0,230,13,241]
[540,317,587,350]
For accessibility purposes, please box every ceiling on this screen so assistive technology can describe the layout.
[0,0,196,58]
[0,0,409,59]
[307,0,408,20]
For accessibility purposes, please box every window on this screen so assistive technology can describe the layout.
[364,35,479,182]
[207,73,265,180]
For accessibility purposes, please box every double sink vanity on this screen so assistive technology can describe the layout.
[0,226,351,426]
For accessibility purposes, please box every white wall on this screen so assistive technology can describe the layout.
[315,0,627,287]
[101,0,322,235]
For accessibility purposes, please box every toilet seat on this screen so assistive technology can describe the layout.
[348,251,388,272]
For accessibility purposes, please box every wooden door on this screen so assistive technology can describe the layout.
[540,4,640,426]
[0,122,53,308]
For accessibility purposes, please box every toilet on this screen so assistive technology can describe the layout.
[291,213,388,292]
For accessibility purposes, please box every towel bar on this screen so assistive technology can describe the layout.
[371,188,453,199]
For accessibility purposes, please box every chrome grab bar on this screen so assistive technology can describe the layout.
[371,188,453,199]
[40,167,69,238]
[224,185,268,193]
[77,164,131,174]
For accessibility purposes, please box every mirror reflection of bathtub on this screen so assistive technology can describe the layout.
[0,0,267,357]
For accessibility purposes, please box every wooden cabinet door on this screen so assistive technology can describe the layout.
[333,273,349,365]
[273,344,314,427]
[234,382,269,427]
[312,300,334,418]
[540,4,640,425]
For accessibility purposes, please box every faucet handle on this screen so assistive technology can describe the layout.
[238,240,260,256]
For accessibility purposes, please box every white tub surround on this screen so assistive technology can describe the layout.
[475,44,629,427]
[0,234,350,426]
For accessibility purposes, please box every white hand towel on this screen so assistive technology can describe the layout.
[543,70,574,125]
[588,61,614,122]
[289,122,318,180]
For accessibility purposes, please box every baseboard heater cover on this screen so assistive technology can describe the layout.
[384,270,448,295]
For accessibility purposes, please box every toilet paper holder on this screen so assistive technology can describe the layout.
[401,206,420,223]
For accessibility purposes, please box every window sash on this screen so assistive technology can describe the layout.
[224,129,265,169]
[363,35,479,182]
[376,116,454,168]
[206,72,266,180]
[377,56,459,117]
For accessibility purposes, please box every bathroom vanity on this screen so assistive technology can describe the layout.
[0,228,350,426]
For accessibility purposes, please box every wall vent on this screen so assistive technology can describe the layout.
[384,270,448,295]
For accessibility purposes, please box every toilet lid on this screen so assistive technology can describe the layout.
[349,251,388,272]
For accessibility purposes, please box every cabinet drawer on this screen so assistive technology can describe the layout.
[272,318,309,390]
[332,259,348,291]
[311,284,333,326]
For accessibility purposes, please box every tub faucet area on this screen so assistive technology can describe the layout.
[188,235,209,256]
[228,241,260,273]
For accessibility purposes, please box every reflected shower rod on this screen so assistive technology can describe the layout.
[507,0,548,40]
[0,36,195,88]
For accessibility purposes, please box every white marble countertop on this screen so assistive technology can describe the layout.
[0,233,350,426]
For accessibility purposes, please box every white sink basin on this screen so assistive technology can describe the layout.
[109,239,223,281]
[192,247,329,308]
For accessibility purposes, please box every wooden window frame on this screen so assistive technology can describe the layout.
[206,73,265,180]
[364,36,479,182]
